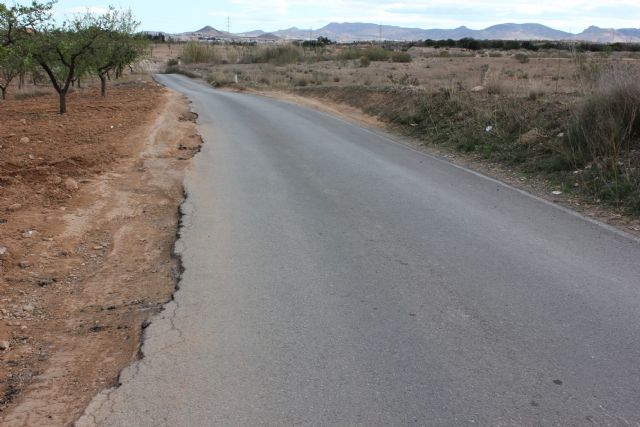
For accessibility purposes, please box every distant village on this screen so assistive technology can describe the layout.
[144,26,284,44]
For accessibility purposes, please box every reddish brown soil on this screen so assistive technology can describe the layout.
[0,82,201,425]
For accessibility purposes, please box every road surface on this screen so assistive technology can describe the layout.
[78,74,640,426]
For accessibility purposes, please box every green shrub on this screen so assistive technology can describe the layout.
[240,45,304,65]
[181,42,221,64]
[514,53,530,63]
[364,47,389,61]
[391,51,412,63]
[567,72,640,211]
[567,80,640,165]
[337,46,390,62]
[336,47,361,61]
[359,56,370,67]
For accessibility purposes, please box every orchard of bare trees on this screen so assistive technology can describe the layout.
[0,1,148,113]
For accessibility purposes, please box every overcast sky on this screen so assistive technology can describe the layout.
[51,0,640,33]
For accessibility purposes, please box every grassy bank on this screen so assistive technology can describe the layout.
[296,80,639,213]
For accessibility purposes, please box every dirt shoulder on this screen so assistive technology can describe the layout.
[0,82,201,425]
[231,86,640,238]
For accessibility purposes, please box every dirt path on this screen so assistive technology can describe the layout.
[0,83,201,426]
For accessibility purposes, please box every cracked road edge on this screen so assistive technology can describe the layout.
[73,104,202,427]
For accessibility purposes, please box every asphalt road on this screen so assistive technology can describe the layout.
[78,74,640,426]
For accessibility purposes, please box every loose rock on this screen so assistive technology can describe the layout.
[20,136,30,144]
[64,177,79,191]
[38,278,55,287]
[0,340,10,351]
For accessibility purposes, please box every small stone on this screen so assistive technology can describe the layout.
[38,278,54,287]
[22,230,36,238]
[38,277,53,287]
[0,246,8,257]
[20,137,30,144]
[93,245,103,250]
[19,119,27,125]
[63,178,79,192]
[557,132,564,138]
[20,325,27,330]
[551,191,563,195]
[8,203,22,211]
[50,175,62,184]
[18,261,30,268]
[22,304,34,313]
[28,154,35,160]
[0,340,10,351]
[471,85,485,92]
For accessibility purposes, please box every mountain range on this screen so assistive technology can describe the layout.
[177,23,640,43]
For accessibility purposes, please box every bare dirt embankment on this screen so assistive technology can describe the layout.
[0,82,201,425]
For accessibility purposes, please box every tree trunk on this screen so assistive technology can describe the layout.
[100,74,107,97]
[59,91,66,114]
[1,87,6,100]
